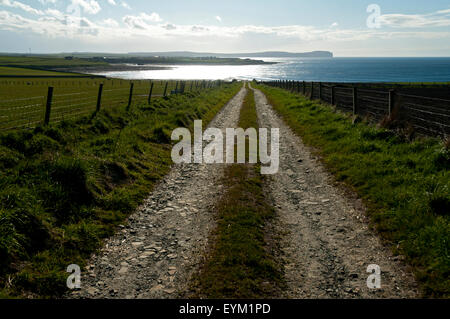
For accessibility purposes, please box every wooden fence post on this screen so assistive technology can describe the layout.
[44,86,53,125]
[175,81,179,93]
[96,83,103,113]
[389,89,395,116]
[302,81,306,95]
[310,82,314,100]
[331,86,336,105]
[190,81,193,91]
[148,82,154,104]
[352,87,358,115]
[163,82,168,97]
[319,82,322,100]
[127,83,134,111]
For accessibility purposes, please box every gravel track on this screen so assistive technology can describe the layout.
[69,83,419,299]
[70,86,247,299]
[250,84,419,299]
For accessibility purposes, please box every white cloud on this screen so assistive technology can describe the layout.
[0,0,43,15]
[120,1,130,10]
[330,22,338,28]
[45,8,64,19]
[101,17,118,27]
[123,12,162,29]
[39,0,58,4]
[380,9,450,28]
[215,16,222,22]
[106,0,116,5]
[71,0,101,15]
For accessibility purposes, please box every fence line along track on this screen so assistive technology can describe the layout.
[0,80,225,131]
[264,80,450,137]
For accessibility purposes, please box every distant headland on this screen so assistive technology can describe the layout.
[128,51,334,58]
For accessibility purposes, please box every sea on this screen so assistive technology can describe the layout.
[93,57,450,83]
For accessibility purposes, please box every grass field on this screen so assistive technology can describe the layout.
[0,81,241,298]
[0,78,215,131]
[0,56,107,69]
[0,67,78,77]
[255,83,449,297]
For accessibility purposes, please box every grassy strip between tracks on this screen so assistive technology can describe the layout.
[0,82,241,298]
[190,84,284,298]
[255,83,449,298]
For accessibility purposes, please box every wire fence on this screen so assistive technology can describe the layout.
[0,79,223,131]
[263,80,450,137]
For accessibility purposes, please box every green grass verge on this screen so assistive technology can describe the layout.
[190,85,284,298]
[0,82,241,298]
[255,83,449,298]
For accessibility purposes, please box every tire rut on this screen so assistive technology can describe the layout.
[70,86,247,299]
[250,85,419,299]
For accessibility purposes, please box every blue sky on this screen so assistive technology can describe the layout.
[0,0,449,56]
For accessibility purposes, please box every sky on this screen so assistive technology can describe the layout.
[0,0,449,56]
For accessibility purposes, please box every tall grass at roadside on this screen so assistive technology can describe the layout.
[0,83,241,298]
[255,83,449,298]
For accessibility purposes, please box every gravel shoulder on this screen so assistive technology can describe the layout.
[70,86,247,299]
[251,84,419,299]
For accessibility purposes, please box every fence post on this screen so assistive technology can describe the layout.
[190,81,193,91]
[310,82,314,100]
[148,82,154,104]
[163,82,168,97]
[331,86,336,105]
[175,81,179,93]
[44,86,53,125]
[302,81,306,95]
[389,89,395,116]
[127,83,134,111]
[96,83,103,113]
[319,82,322,100]
[352,87,358,115]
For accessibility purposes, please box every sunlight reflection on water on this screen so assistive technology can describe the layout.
[93,57,450,83]
[94,64,279,81]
